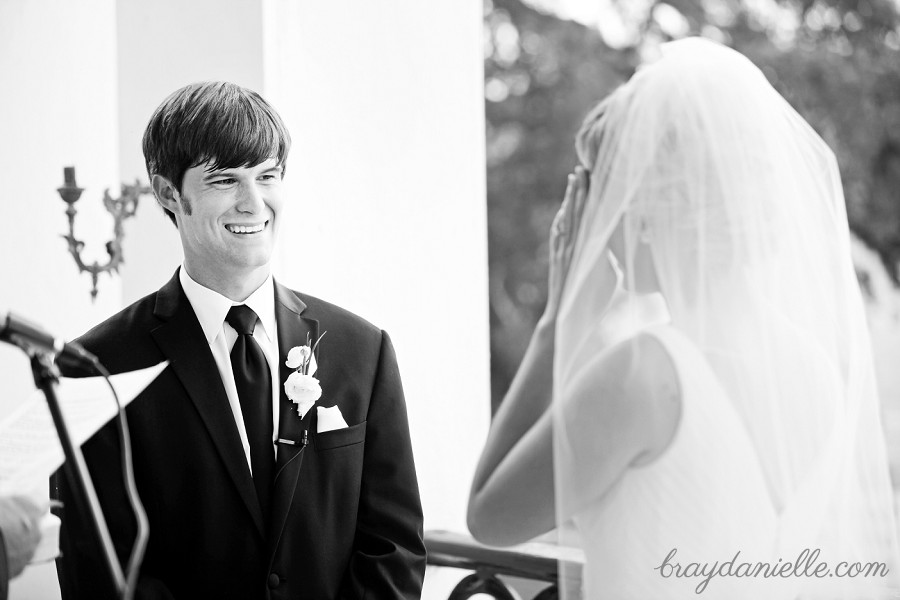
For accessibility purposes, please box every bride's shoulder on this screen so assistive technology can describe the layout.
[565,328,681,464]
[567,328,679,400]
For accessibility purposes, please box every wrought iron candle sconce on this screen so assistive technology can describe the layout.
[57,166,151,301]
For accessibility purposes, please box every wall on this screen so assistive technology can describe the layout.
[116,0,269,303]
[0,1,122,597]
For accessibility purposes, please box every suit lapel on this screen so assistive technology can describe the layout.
[150,271,266,537]
[268,281,319,553]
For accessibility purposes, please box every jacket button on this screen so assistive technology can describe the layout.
[268,573,281,589]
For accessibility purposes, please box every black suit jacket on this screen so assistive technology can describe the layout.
[0,527,8,600]
[56,271,426,599]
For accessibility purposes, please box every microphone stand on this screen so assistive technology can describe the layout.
[30,352,127,598]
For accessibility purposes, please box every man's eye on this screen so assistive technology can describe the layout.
[259,174,281,181]
[212,178,236,185]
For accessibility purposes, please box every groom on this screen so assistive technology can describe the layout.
[56,82,426,599]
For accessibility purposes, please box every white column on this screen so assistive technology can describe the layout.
[0,2,121,597]
[263,0,490,537]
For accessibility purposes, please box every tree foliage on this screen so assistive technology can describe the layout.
[485,0,900,409]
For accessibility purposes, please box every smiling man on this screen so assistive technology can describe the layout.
[55,82,426,600]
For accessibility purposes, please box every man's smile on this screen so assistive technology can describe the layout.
[225,220,268,234]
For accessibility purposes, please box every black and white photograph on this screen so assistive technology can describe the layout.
[1,0,899,599]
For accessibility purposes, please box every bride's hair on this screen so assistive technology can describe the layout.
[573,58,790,284]
[574,93,615,171]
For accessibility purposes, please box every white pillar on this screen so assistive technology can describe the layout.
[263,0,490,537]
[262,7,490,597]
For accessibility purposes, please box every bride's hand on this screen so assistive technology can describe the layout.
[542,166,589,326]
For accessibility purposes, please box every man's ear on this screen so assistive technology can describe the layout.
[152,174,181,216]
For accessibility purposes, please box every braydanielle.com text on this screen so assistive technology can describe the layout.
[655,548,890,594]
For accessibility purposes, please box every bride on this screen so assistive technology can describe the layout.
[467,37,900,599]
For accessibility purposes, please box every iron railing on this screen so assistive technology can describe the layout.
[425,530,583,600]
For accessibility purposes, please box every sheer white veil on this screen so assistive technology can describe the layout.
[552,38,900,598]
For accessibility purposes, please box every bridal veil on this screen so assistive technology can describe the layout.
[552,38,900,598]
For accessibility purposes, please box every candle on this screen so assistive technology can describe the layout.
[63,166,76,186]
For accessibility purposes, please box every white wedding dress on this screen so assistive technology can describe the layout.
[572,322,779,599]
[568,312,900,599]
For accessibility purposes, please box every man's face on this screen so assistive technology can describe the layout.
[173,157,284,283]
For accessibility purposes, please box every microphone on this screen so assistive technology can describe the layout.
[0,310,99,373]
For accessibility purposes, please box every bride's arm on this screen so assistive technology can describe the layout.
[467,330,678,546]
[467,318,557,545]
[467,168,585,545]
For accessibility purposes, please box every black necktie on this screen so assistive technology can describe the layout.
[226,305,274,521]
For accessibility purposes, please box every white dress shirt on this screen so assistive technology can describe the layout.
[179,266,281,474]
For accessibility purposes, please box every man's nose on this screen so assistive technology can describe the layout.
[236,182,266,213]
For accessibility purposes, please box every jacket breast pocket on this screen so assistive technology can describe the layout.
[314,421,367,451]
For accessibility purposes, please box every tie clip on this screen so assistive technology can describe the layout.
[276,438,298,446]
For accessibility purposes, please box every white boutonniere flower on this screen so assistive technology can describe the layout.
[284,332,326,419]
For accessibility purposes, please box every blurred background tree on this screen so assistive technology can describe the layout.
[485,0,900,410]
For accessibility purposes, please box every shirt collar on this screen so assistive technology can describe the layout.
[179,266,277,345]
